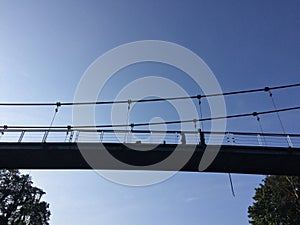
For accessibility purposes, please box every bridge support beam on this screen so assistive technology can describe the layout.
[0,143,299,175]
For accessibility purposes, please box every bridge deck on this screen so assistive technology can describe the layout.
[0,143,299,175]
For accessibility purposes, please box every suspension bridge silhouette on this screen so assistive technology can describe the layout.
[0,83,300,175]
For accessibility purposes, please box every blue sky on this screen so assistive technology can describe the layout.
[0,1,300,224]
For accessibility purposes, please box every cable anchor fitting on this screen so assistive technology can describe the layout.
[67,125,71,135]
[130,123,134,132]
[127,99,132,110]
[55,102,61,112]
[193,118,197,129]
[252,112,261,122]
[197,94,202,104]
[1,125,7,135]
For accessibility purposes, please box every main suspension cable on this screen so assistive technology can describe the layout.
[2,105,300,130]
[0,82,299,107]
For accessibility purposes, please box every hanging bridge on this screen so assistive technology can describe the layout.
[0,83,300,175]
[0,128,300,175]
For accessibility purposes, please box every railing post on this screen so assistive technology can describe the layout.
[257,134,263,146]
[199,129,205,145]
[287,135,293,148]
[42,131,49,143]
[69,131,74,142]
[18,131,25,143]
[75,131,80,142]
[99,131,104,142]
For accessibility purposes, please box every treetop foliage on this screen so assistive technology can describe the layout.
[248,175,300,225]
[0,169,50,225]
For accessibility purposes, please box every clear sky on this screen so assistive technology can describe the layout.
[0,1,300,224]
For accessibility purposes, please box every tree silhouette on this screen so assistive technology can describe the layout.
[0,169,50,225]
[248,175,300,225]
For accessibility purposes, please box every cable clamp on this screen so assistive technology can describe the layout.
[253,112,260,121]
[130,123,134,132]
[264,87,273,97]
[127,99,132,110]
[193,119,197,129]
[55,102,61,112]
[1,125,7,135]
[67,125,71,135]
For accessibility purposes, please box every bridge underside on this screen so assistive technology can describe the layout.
[0,143,299,175]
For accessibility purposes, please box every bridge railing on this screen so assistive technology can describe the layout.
[0,128,299,148]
